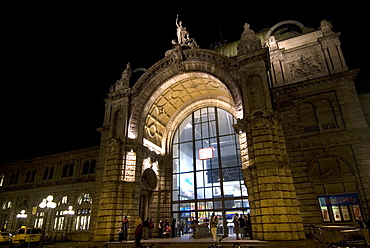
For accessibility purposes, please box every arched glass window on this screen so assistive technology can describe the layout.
[172,107,248,235]
[75,193,92,230]
[2,201,11,210]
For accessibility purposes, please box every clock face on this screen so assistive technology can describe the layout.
[142,168,157,190]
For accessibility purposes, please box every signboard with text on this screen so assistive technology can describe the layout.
[123,151,136,182]
[198,147,214,160]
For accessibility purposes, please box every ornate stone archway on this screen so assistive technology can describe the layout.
[128,48,243,143]
[96,23,305,241]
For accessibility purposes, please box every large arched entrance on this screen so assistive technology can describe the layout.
[172,106,248,236]
[97,44,305,241]
[131,60,246,237]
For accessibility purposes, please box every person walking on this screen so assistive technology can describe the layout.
[159,219,164,238]
[135,216,142,227]
[233,213,240,240]
[134,218,143,248]
[243,214,248,238]
[239,214,245,239]
[171,218,176,238]
[120,216,128,242]
[246,213,252,239]
[148,218,154,239]
[210,212,218,241]
[143,217,149,239]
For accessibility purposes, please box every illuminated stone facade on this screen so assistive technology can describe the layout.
[0,19,369,242]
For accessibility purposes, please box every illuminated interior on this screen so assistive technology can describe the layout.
[172,107,248,234]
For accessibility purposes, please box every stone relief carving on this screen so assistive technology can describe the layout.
[289,54,322,79]
[166,42,185,73]
[107,138,122,153]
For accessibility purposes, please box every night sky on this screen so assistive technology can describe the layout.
[1,3,368,164]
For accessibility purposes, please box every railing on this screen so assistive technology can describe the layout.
[321,122,338,131]
[304,224,364,246]
[303,122,339,133]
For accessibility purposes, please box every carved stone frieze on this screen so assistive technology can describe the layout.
[289,54,322,79]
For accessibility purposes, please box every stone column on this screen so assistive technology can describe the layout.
[93,138,124,241]
[236,112,305,240]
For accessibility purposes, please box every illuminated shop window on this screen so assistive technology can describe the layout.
[318,193,362,222]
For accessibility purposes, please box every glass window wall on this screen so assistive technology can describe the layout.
[172,107,248,235]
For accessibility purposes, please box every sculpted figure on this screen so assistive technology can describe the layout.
[112,63,132,91]
[176,15,186,45]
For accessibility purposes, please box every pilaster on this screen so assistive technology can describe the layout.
[237,112,305,240]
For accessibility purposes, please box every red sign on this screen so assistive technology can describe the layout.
[198,147,214,160]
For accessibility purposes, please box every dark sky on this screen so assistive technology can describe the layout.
[1,3,368,164]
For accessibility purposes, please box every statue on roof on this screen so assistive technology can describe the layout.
[176,15,186,45]
[237,23,262,54]
[111,63,132,92]
[320,20,333,35]
[174,15,199,49]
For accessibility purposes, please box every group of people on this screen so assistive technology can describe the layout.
[121,213,252,247]
[158,218,178,238]
[122,216,178,247]
[119,216,154,247]
[233,213,252,240]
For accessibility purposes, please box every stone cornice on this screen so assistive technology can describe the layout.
[231,47,270,68]
[286,127,370,151]
[272,69,359,97]
[0,146,100,167]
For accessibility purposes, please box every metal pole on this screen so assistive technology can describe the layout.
[40,209,48,248]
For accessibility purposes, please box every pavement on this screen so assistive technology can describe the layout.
[40,234,369,248]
